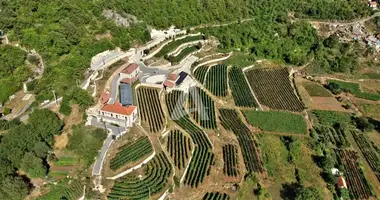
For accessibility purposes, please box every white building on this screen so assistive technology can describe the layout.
[120,63,139,84]
[98,102,137,127]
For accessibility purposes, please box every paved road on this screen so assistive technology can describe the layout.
[108,74,120,104]
[307,12,380,26]
[90,117,126,176]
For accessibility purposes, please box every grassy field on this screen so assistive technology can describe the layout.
[355,103,380,119]
[55,156,75,166]
[312,110,352,126]
[328,80,380,101]
[258,135,295,182]
[302,81,332,97]
[243,111,307,134]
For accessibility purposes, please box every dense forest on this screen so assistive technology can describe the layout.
[105,0,372,28]
[0,46,29,103]
[0,0,372,102]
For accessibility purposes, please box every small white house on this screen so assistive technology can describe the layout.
[120,63,139,80]
[98,102,137,127]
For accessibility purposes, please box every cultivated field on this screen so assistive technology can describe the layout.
[229,67,257,107]
[203,192,231,200]
[336,150,373,200]
[193,65,208,84]
[219,109,264,174]
[243,110,307,134]
[222,144,239,177]
[205,64,228,97]
[245,68,305,112]
[352,131,380,181]
[109,136,153,171]
[136,87,165,133]
[188,86,217,129]
[107,152,172,200]
[155,35,204,57]
[166,90,214,187]
[302,81,332,97]
[166,130,192,170]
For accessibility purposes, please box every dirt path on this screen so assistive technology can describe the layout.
[306,12,380,26]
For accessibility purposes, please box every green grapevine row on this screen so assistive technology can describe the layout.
[167,130,192,170]
[110,136,153,171]
[228,67,257,107]
[222,144,239,177]
[245,68,304,112]
[137,87,165,133]
[188,86,217,129]
[219,109,264,173]
[205,64,228,97]
[108,152,172,200]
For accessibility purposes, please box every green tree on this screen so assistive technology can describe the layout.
[28,109,63,145]
[295,186,323,200]
[0,176,29,200]
[20,152,46,178]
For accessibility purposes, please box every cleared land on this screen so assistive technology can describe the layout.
[243,111,307,134]
[245,68,305,112]
[229,67,257,107]
[136,87,165,133]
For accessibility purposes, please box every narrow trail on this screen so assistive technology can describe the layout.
[306,12,380,26]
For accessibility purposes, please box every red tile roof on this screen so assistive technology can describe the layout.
[167,73,178,81]
[101,103,136,116]
[370,1,377,5]
[337,176,347,189]
[163,80,175,88]
[100,91,110,104]
[121,63,139,74]
[120,77,137,84]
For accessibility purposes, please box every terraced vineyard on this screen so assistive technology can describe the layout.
[167,130,192,170]
[193,65,209,84]
[188,86,217,129]
[315,125,350,148]
[219,109,264,173]
[108,153,172,200]
[168,46,199,64]
[156,35,204,57]
[336,150,372,200]
[245,68,304,112]
[136,87,165,133]
[110,136,153,171]
[166,90,214,187]
[229,67,257,107]
[352,131,380,181]
[222,144,239,177]
[205,64,228,97]
[203,192,231,200]
[61,180,83,200]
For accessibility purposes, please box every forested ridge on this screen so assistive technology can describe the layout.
[0,0,372,102]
